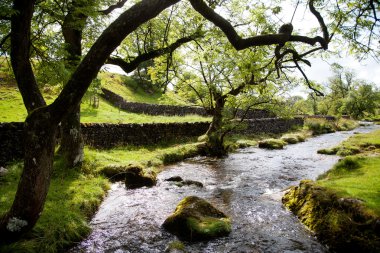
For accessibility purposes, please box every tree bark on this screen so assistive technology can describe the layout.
[58,105,84,167]
[205,94,227,157]
[0,107,58,241]
[59,0,87,167]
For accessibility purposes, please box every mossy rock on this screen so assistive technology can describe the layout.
[317,146,339,155]
[282,180,380,253]
[336,147,361,156]
[163,196,231,241]
[258,138,286,149]
[124,166,156,189]
[281,135,299,144]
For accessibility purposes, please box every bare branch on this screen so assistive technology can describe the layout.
[100,0,128,15]
[189,0,328,50]
[107,33,199,73]
[309,0,329,43]
[0,33,10,50]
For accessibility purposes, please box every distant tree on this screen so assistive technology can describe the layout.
[343,83,380,119]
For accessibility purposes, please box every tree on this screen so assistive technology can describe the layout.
[344,83,379,119]
[0,0,330,241]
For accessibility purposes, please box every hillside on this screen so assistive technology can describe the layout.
[0,62,210,123]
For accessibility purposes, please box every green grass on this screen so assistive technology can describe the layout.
[304,118,358,135]
[316,129,380,216]
[0,85,210,123]
[318,129,380,156]
[80,98,210,124]
[84,140,204,176]
[99,72,162,104]
[0,160,109,253]
[317,156,380,216]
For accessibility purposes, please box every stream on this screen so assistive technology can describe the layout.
[72,124,379,253]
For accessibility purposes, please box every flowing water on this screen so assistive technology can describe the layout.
[72,124,379,253]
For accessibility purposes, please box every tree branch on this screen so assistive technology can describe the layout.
[189,0,328,50]
[99,0,129,15]
[106,33,199,73]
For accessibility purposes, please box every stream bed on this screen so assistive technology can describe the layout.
[72,124,379,253]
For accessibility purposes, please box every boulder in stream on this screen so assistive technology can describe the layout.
[163,196,231,241]
[124,166,156,189]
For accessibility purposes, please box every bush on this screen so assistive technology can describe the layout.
[305,118,336,135]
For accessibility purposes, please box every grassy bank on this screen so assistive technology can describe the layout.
[283,128,380,252]
[0,139,207,252]
[317,129,380,215]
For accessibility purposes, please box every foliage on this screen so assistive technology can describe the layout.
[304,118,336,135]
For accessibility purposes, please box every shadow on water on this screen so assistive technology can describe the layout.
[71,124,379,253]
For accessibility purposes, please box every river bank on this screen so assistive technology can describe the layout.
[283,128,380,252]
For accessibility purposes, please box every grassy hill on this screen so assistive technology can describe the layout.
[0,60,210,123]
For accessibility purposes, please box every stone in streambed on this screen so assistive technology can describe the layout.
[163,196,231,241]
[124,166,156,189]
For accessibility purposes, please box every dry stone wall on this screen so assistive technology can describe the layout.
[101,88,273,119]
[0,118,303,166]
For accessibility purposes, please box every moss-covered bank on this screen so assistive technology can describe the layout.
[283,180,380,253]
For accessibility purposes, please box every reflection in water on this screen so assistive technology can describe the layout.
[72,124,379,253]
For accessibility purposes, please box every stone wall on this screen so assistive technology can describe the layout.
[101,88,273,119]
[101,88,208,116]
[81,122,210,148]
[241,117,304,134]
[0,118,304,166]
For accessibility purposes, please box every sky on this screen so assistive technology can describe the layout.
[277,0,380,96]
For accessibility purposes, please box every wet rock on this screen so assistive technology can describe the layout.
[166,176,203,188]
[163,196,231,241]
[165,176,183,182]
[182,180,203,188]
[0,167,8,177]
[124,166,156,189]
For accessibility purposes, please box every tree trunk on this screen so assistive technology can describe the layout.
[58,105,84,167]
[205,96,227,157]
[59,1,86,167]
[0,108,58,241]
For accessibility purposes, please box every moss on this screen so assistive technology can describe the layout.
[282,180,380,252]
[317,146,339,155]
[163,196,231,241]
[165,240,186,253]
[336,146,361,156]
[258,138,286,149]
[281,134,299,144]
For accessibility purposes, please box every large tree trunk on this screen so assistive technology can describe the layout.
[0,108,58,241]
[58,2,86,167]
[59,105,84,167]
[205,96,227,157]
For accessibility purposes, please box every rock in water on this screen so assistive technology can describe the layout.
[124,166,156,189]
[163,196,231,241]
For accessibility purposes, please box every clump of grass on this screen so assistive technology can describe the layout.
[335,118,359,131]
[317,146,340,155]
[304,118,336,135]
[258,138,286,149]
[281,133,307,144]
